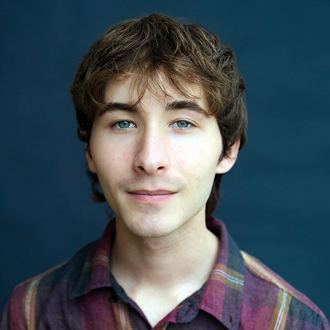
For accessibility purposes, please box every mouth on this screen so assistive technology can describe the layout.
[126,190,176,203]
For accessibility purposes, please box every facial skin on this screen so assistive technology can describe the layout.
[86,75,237,240]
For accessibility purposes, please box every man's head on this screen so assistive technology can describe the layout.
[70,13,247,218]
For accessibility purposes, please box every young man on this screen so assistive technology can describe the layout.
[2,14,328,330]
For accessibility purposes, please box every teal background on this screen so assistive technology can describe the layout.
[1,0,329,317]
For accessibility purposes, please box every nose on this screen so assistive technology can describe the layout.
[133,128,170,175]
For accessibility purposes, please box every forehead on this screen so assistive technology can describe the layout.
[104,73,207,108]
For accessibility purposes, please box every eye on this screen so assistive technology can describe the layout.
[172,120,193,129]
[112,120,136,129]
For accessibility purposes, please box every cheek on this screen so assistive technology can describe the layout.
[171,134,222,194]
[91,141,131,176]
[172,136,220,169]
[111,148,131,164]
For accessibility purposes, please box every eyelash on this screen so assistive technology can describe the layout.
[111,119,195,130]
[111,120,136,129]
[171,120,194,129]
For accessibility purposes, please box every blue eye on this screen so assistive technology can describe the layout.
[172,120,192,128]
[114,121,135,129]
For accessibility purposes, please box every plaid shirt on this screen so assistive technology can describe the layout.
[2,217,329,330]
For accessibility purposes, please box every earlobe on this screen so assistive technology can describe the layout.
[85,144,97,173]
[216,138,240,174]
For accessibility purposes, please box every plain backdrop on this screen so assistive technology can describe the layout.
[1,0,329,318]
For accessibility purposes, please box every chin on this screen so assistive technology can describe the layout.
[124,213,180,239]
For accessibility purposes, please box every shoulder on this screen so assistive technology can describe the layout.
[241,251,329,330]
[1,240,99,330]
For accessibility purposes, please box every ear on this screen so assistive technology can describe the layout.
[85,143,97,173]
[216,138,240,174]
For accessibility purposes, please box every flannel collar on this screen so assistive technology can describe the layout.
[70,217,245,329]
[200,217,245,330]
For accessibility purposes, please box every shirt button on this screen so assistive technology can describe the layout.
[110,295,118,303]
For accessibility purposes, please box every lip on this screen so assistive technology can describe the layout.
[126,190,176,203]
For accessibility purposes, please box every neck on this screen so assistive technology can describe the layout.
[111,214,219,294]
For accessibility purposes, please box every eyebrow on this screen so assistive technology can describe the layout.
[165,101,209,116]
[98,103,139,117]
[98,100,209,117]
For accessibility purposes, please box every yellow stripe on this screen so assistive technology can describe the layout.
[113,299,133,330]
[241,251,293,330]
[24,277,42,330]
[21,260,69,330]
[155,323,169,330]
[269,291,292,330]
[241,251,289,292]
[113,302,122,329]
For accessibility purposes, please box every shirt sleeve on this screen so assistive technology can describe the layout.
[1,293,27,330]
[322,317,330,330]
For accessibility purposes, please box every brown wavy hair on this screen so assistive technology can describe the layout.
[70,13,247,218]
